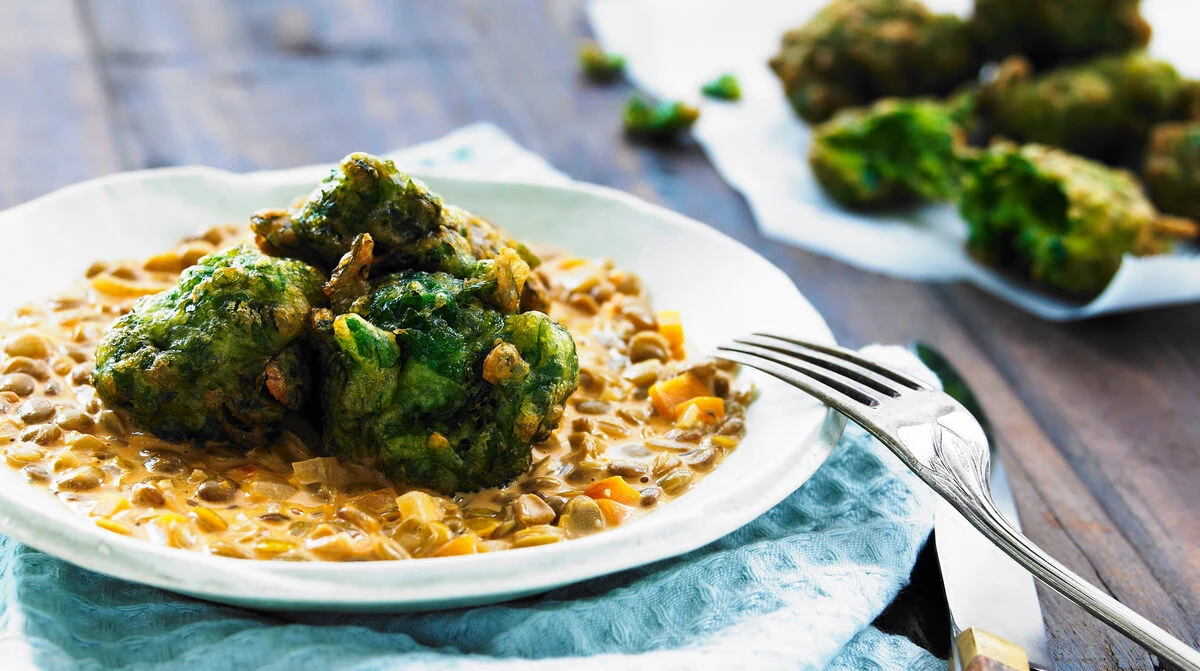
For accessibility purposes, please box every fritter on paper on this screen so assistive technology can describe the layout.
[768,0,978,124]
[982,53,1192,163]
[959,142,1197,298]
[809,97,969,208]
[971,0,1150,66]
[1143,121,1200,221]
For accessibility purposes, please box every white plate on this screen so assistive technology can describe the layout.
[0,165,843,612]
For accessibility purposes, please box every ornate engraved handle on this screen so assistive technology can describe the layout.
[878,415,1200,671]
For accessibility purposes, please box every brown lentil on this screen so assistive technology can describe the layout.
[17,399,54,423]
[4,358,48,379]
[0,374,35,396]
[628,331,671,363]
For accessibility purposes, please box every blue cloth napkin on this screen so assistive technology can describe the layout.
[0,128,943,670]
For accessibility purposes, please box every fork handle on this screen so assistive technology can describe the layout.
[961,495,1200,670]
[908,429,1200,671]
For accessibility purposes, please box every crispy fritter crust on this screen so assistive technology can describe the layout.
[809,97,968,207]
[971,0,1150,66]
[315,270,579,494]
[982,53,1191,163]
[769,0,978,123]
[253,153,536,276]
[1143,121,1200,221]
[93,246,325,445]
[959,142,1195,297]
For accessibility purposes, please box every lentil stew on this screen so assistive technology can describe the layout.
[0,225,751,562]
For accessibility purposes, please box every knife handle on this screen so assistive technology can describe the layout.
[956,628,1029,671]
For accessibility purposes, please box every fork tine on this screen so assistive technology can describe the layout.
[752,333,933,391]
[734,334,907,399]
[716,344,881,410]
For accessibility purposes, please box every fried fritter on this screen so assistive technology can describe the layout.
[808,97,968,208]
[971,0,1150,66]
[315,268,579,494]
[982,52,1191,163]
[253,152,536,277]
[1143,121,1200,221]
[254,151,547,309]
[768,0,978,124]
[93,245,325,445]
[253,153,442,269]
[959,142,1196,297]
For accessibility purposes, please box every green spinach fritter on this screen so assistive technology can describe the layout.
[253,152,538,278]
[808,97,969,208]
[93,151,580,495]
[1143,121,1200,221]
[92,245,325,445]
[982,52,1192,163]
[768,0,978,124]
[315,269,579,494]
[971,0,1151,66]
[959,142,1196,298]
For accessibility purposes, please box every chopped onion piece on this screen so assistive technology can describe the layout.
[292,456,345,485]
[248,474,297,501]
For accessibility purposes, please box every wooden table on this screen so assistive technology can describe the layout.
[9,2,1198,668]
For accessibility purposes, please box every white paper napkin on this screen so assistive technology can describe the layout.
[588,0,1200,320]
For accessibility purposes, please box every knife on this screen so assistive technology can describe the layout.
[914,344,1052,671]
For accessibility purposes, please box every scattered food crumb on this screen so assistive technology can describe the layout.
[701,74,741,101]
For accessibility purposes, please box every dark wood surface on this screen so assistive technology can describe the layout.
[8,1,1198,668]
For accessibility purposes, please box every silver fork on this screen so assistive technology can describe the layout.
[718,333,1200,671]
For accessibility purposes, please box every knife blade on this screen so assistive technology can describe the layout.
[914,344,1052,670]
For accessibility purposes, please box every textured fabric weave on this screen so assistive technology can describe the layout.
[0,127,942,670]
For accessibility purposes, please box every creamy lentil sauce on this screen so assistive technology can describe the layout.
[0,225,750,561]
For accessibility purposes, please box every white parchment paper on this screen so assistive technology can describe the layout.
[589,0,1200,320]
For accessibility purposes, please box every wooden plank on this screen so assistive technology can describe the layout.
[938,286,1200,668]
[75,0,1198,667]
[0,0,121,206]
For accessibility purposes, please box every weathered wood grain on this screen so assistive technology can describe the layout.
[0,0,121,207]
[9,0,1191,667]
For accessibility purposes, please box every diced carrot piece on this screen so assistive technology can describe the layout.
[95,518,131,536]
[670,344,686,361]
[648,372,711,419]
[657,310,684,348]
[585,475,642,506]
[674,397,725,425]
[596,498,630,525]
[434,533,481,557]
[711,435,739,449]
